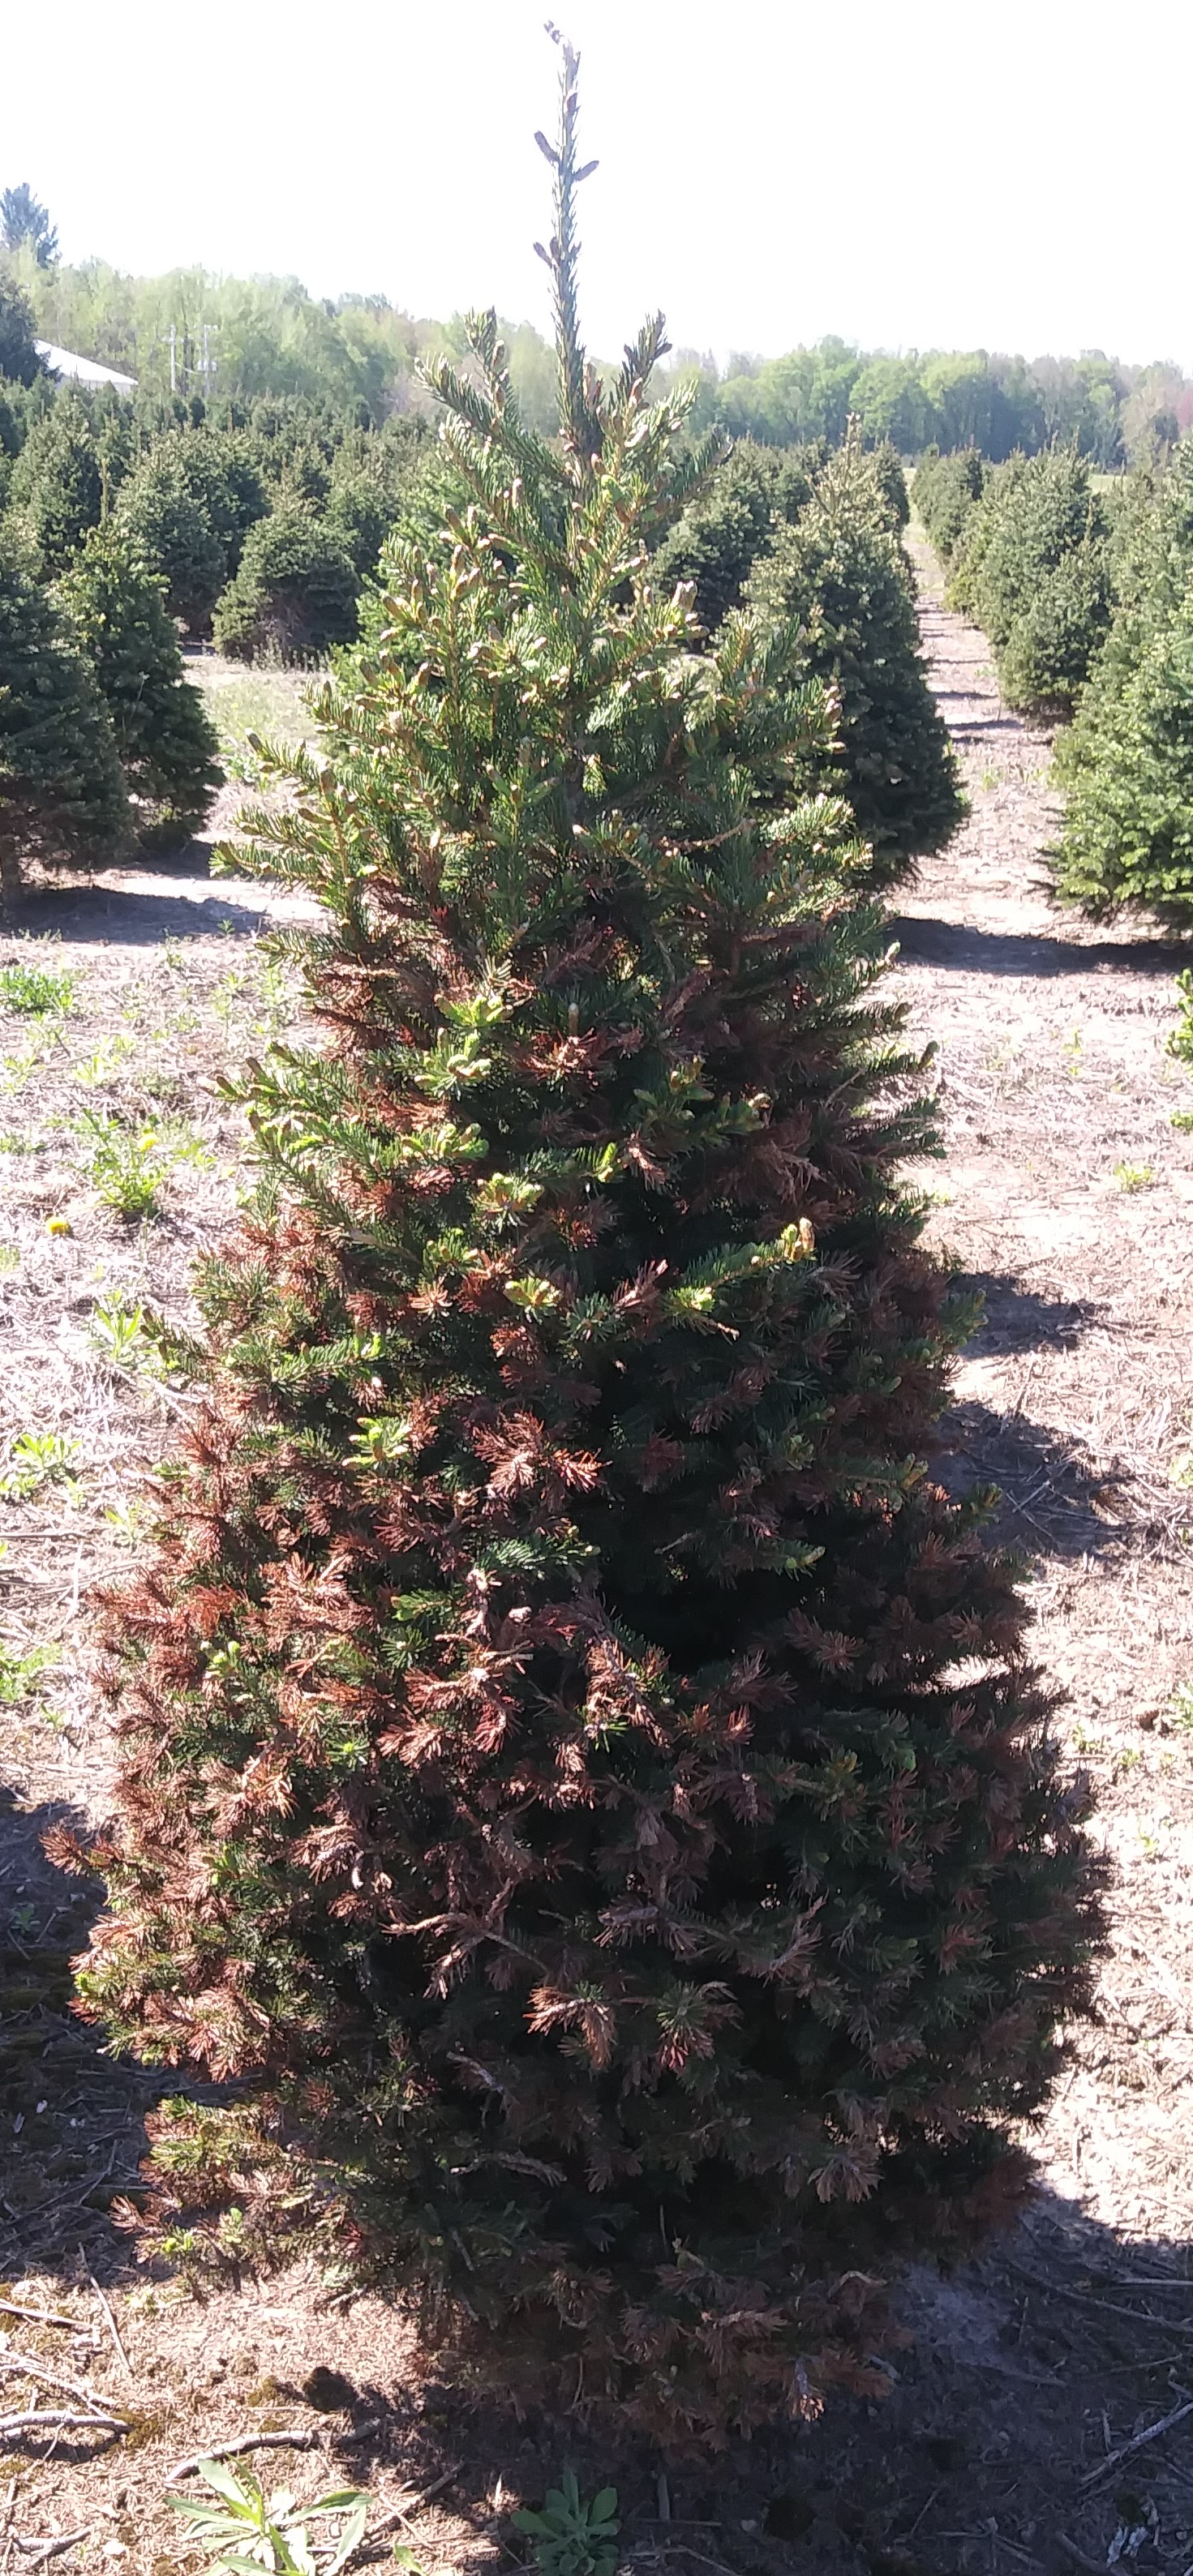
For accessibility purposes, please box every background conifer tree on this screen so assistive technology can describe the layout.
[946,447,1111,714]
[1052,444,1193,920]
[0,272,45,386]
[114,444,229,635]
[0,539,128,903]
[212,498,359,662]
[73,38,1101,2445]
[5,392,103,577]
[55,524,222,847]
[746,433,964,884]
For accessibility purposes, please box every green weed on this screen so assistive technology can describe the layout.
[79,1112,169,1218]
[168,2457,368,2574]
[0,1642,60,1704]
[1113,1161,1154,1192]
[0,1245,18,1272]
[104,1497,146,1546]
[0,1431,81,1501]
[514,2475,620,2576]
[1167,1682,1193,1732]
[0,961,75,1016]
[72,1033,136,1089]
[90,1292,152,1367]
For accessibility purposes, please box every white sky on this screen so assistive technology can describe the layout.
[4,0,1191,370]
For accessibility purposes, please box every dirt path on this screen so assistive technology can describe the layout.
[5,601,1193,2570]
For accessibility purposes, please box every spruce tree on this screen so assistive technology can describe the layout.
[212,499,358,662]
[948,448,1111,715]
[55,525,222,849]
[912,446,985,564]
[746,434,964,885]
[114,444,228,635]
[73,42,1101,2445]
[6,392,104,577]
[1052,444,1193,920]
[0,540,128,905]
[649,439,820,633]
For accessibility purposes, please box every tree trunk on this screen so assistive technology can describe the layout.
[0,835,24,915]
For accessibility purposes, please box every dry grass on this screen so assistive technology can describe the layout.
[5,619,1193,2570]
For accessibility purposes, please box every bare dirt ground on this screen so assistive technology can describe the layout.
[3,613,1193,2574]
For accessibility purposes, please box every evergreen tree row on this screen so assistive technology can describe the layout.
[916,446,1113,718]
[0,525,221,898]
[62,45,1102,2448]
[917,433,1193,924]
[1052,443,1193,919]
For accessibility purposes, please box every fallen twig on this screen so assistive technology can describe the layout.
[1078,2392,1193,2488]
[12,2531,92,2569]
[79,2256,132,2385]
[372,2468,461,2534]
[0,2411,126,2443]
[168,2428,320,2480]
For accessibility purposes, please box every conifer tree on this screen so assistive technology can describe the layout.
[912,446,985,564]
[947,448,1111,715]
[73,40,1101,2445]
[0,540,128,905]
[649,439,821,632]
[212,499,358,662]
[6,392,103,577]
[746,434,964,884]
[55,525,222,848]
[1052,444,1193,920]
[114,444,228,634]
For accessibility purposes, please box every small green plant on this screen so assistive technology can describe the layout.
[0,1430,81,1500]
[79,1111,168,1218]
[1167,1682,1193,1732]
[168,2458,368,2574]
[104,1497,146,1546]
[0,959,75,1015]
[0,1641,60,1704]
[90,1291,151,1367]
[513,2475,620,2576]
[980,766,999,791]
[1062,1027,1084,1077]
[0,1244,18,1271]
[72,1033,136,1088]
[1113,1160,1155,1191]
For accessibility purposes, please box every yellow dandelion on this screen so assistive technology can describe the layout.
[46,1215,72,1237]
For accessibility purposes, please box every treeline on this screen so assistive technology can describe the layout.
[916,438,1193,924]
[4,228,1191,465]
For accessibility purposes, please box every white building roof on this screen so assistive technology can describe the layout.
[36,341,136,393]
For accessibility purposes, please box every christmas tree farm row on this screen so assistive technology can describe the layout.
[916,439,1193,924]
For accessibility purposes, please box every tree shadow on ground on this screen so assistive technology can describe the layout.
[890,914,1190,979]
[2,838,312,947]
[322,2188,1193,2576]
[956,1272,1101,1357]
[0,1779,165,2285]
[936,1399,1130,1558]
